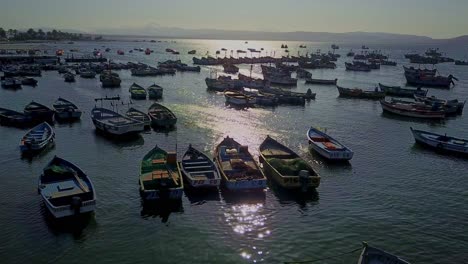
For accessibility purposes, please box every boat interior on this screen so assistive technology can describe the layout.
[218,144,263,180]
[141,152,180,189]
[309,130,344,150]
[182,151,216,180]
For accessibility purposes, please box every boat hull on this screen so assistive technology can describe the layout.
[381,101,445,119]
[260,158,320,189]
[140,187,184,201]
[92,119,144,136]
[42,197,96,218]
[411,129,468,156]
[307,128,354,161]
[55,111,82,120]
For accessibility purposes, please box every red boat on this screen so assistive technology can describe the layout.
[117,50,125,55]
[145,48,151,55]
[56,49,64,56]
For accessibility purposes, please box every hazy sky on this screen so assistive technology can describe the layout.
[1,0,467,38]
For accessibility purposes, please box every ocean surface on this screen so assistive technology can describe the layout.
[1,39,467,263]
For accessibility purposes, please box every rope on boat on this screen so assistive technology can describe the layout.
[283,246,363,264]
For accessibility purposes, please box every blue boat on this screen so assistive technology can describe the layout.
[38,156,96,218]
[19,122,55,153]
[358,242,410,264]
[411,127,468,156]
[307,127,353,161]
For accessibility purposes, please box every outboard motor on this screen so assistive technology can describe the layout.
[71,196,83,215]
[299,170,310,193]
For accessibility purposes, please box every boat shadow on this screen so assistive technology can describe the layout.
[42,209,95,239]
[220,187,266,205]
[184,187,221,204]
[380,111,446,125]
[140,199,184,223]
[267,180,319,208]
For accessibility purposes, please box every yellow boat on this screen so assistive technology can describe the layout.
[259,136,320,191]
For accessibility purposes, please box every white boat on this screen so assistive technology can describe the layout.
[126,107,151,128]
[180,145,221,188]
[53,98,82,121]
[91,107,145,136]
[38,156,96,218]
[19,122,55,153]
[380,99,446,119]
[411,127,468,155]
[307,127,353,161]
[215,136,267,191]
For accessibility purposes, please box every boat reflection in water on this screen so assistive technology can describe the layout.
[268,180,319,208]
[184,188,221,204]
[93,130,145,148]
[140,200,184,223]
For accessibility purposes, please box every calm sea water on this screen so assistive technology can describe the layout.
[1,39,468,263]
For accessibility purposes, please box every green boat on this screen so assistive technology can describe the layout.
[129,83,147,100]
[139,145,184,201]
[148,83,163,99]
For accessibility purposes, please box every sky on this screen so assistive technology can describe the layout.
[0,0,467,38]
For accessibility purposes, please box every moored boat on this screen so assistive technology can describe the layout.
[38,156,96,218]
[224,91,256,107]
[21,77,38,86]
[405,73,456,88]
[1,78,22,89]
[414,94,465,115]
[129,83,147,100]
[358,242,410,264]
[410,127,468,156]
[147,83,163,99]
[378,83,428,98]
[336,85,385,100]
[380,99,446,119]
[126,107,151,128]
[139,145,183,201]
[19,122,55,153]
[215,136,267,191]
[305,78,337,85]
[0,107,32,127]
[307,127,353,161]
[64,73,75,82]
[180,145,221,189]
[148,103,177,128]
[24,101,55,123]
[79,70,96,79]
[100,71,121,88]
[259,136,320,191]
[53,98,82,121]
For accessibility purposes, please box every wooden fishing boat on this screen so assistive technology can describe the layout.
[403,66,436,76]
[380,99,445,119]
[259,136,320,191]
[414,94,465,115]
[19,122,55,153]
[129,83,147,100]
[215,136,267,191]
[126,107,151,128]
[0,107,32,127]
[358,242,410,264]
[223,64,239,74]
[91,107,145,136]
[53,98,82,121]
[224,91,256,107]
[180,145,221,189]
[307,127,354,161]
[100,71,121,88]
[410,127,468,156]
[24,101,55,123]
[21,77,38,86]
[305,78,337,85]
[378,83,427,98]
[148,103,177,128]
[139,145,184,201]
[38,156,96,218]
[1,78,22,89]
[147,83,163,99]
[79,70,96,79]
[345,62,371,72]
[188,50,196,55]
[64,73,75,82]
[296,68,312,79]
[405,73,456,88]
[336,85,385,100]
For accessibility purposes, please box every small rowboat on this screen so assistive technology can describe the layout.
[414,94,465,115]
[129,83,147,100]
[91,107,145,136]
[1,78,22,89]
[358,242,410,264]
[380,99,445,119]
[53,98,82,121]
[0,107,32,127]
[126,107,151,128]
[379,83,427,98]
[180,145,221,189]
[410,127,468,156]
[259,136,320,191]
[147,84,163,99]
[148,103,177,128]
[337,85,385,100]
[305,78,337,85]
[307,127,353,161]
[215,136,267,191]
[24,101,55,123]
[19,122,55,153]
[38,156,96,218]
[224,91,256,107]
[139,145,184,201]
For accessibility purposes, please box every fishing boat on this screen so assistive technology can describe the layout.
[455,60,468,66]
[139,145,184,201]
[296,68,312,79]
[53,98,82,121]
[19,122,55,153]
[266,75,298,86]
[358,242,410,264]
[126,107,151,129]
[307,127,354,161]
[0,107,32,127]
[1,78,22,89]
[21,77,38,86]
[38,156,96,218]
[259,136,320,191]
[205,77,238,91]
[378,83,428,98]
[405,73,456,88]
[188,50,196,54]
[414,94,465,115]
[117,50,125,55]
[403,66,436,76]
[224,91,256,107]
[64,73,75,82]
[129,83,147,100]
[147,84,163,99]
[305,78,338,85]
[145,48,151,55]
[24,101,55,122]
[148,103,177,128]
[223,64,239,74]
[180,145,221,189]
[215,136,267,191]
[345,62,371,72]
[100,71,121,88]
[336,85,385,100]
[410,127,468,156]
[380,99,445,119]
